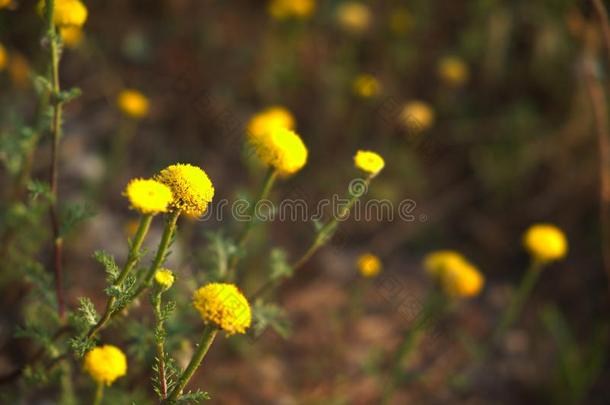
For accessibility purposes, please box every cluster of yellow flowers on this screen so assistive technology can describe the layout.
[523,224,568,263]
[424,250,484,298]
[192,283,252,336]
[117,89,150,119]
[268,0,315,20]
[357,253,382,277]
[83,345,127,386]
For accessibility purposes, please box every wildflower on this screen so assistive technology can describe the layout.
[0,44,6,71]
[192,283,251,335]
[523,224,567,263]
[357,253,382,277]
[154,268,175,289]
[440,261,484,298]
[423,250,467,277]
[60,26,84,48]
[400,101,435,133]
[438,56,469,87]
[352,74,380,98]
[354,150,384,176]
[336,2,371,34]
[269,0,315,20]
[247,106,295,143]
[0,0,12,10]
[117,89,149,119]
[156,163,215,217]
[83,345,127,386]
[389,7,412,35]
[251,127,308,176]
[38,0,88,27]
[124,178,173,215]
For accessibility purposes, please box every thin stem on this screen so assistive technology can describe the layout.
[165,325,218,403]
[152,290,168,399]
[92,381,104,405]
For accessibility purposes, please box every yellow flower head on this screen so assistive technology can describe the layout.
[438,56,469,87]
[251,127,308,176]
[247,106,295,143]
[38,0,88,27]
[0,0,12,10]
[154,268,175,289]
[0,44,6,71]
[423,250,467,277]
[354,150,385,176]
[424,250,484,298]
[60,26,84,48]
[192,283,251,335]
[156,163,215,217]
[336,2,371,34]
[124,178,173,215]
[353,74,380,98]
[389,7,413,35]
[357,253,382,277]
[83,345,127,386]
[400,101,435,133]
[117,89,150,119]
[523,224,568,262]
[269,0,315,20]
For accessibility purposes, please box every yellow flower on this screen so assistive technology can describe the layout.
[357,253,382,277]
[400,101,435,133]
[0,0,12,10]
[38,0,88,27]
[352,74,380,98]
[423,250,467,277]
[124,178,173,215]
[156,163,215,217]
[247,106,295,143]
[60,26,84,48]
[154,268,175,289]
[192,283,251,335]
[0,44,6,71]
[389,7,412,35]
[336,2,371,34]
[83,345,127,386]
[117,89,150,119]
[251,127,308,176]
[424,250,484,298]
[354,150,385,176]
[523,224,568,262]
[269,0,315,20]
[438,56,469,87]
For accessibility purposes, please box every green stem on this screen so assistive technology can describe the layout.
[165,325,218,403]
[92,381,104,405]
[151,290,169,399]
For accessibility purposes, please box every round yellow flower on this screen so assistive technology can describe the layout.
[357,253,382,277]
[60,26,84,48]
[354,150,385,176]
[438,56,469,87]
[83,345,127,386]
[400,101,435,133]
[523,224,568,262]
[336,2,371,34]
[117,89,150,119]
[423,250,467,277]
[0,44,6,71]
[192,283,251,335]
[247,106,295,143]
[38,0,88,27]
[156,163,215,217]
[154,268,175,289]
[269,0,315,20]
[440,262,484,298]
[353,74,380,98]
[251,127,308,176]
[124,178,173,215]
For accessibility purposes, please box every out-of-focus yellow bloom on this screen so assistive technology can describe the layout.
[438,56,469,87]
[354,150,384,176]
[124,178,173,215]
[352,74,380,98]
[523,224,568,263]
[60,26,84,48]
[357,253,382,277]
[251,127,308,176]
[38,0,88,27]
[423,250,467,277]
[154,268,175,289]
[424,250,484,298]
[336,2,371,34]
[269,0,315,20]
[192,283,251,335]
[247,106,295,143]
[0,44,6,71]
[0,0,12,10]
[83,345,127,386]
[389,7,412,35]
[400,101,435,133]
[8,53,30,89]
[156,163,215,217]
[117,89,150,119]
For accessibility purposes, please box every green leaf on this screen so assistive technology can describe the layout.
[250,300,291,340]
[60,203,96,237]
[269,248,293,281]
[93,250,120,284]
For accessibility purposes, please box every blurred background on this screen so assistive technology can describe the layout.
[1,0,610,403]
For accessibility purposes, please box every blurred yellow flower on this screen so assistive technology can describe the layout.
[154,268,175,289]
[336,2,371,34]
[0,0,12,9]
[352,74,380,98]
[247,106,295,143]
[438,56,469,87]
[0,44,6,71]
[424,250,484,298]
[38,0,88,27]
[389,7,412,35]
[523,224,567,262]
[192,283,251,335]
[8,53,30,89]
[83,345,127,386]
[60,26,84,48]
[400,101,435,133]
[124,178,173,215]
[117,89,150,119]
[357,253,382,277]
[156,163,215,217]
[423,250,467,277]
[269,0,315,20]
[251,127,308,176]
[354,150,384,176]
